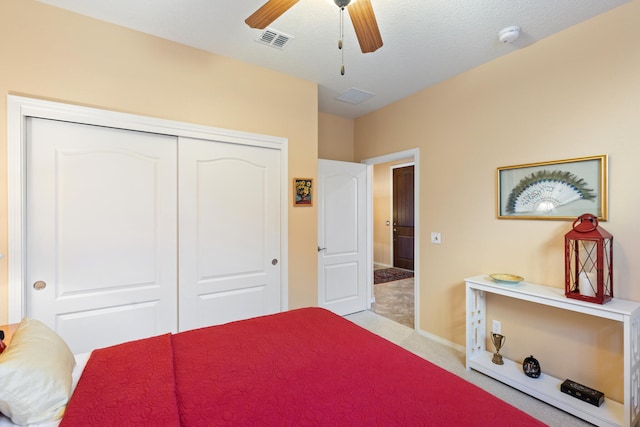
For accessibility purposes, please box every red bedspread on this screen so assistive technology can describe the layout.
[62,308,547,426]
[61,333,181,426]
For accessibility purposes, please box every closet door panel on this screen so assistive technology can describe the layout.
[178,137,281,330]
[26,118,178,354]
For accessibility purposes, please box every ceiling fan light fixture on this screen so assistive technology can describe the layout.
[334,0,352,8]
[246,0,382,73]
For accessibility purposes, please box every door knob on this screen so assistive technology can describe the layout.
[33,281,47,290]
[272,259,278,265]
[318,246,327,252]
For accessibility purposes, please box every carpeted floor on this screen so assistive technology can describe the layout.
[345,310,593,427]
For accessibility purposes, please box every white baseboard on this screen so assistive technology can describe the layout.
[416,328,465,353]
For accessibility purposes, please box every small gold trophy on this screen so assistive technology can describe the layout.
[491,333,506,365]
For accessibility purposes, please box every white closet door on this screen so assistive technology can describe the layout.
[178,137,281,331]
[26,118,178,354]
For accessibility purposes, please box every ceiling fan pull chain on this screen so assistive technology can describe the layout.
[338,7,343,50]
[339,6,345,75]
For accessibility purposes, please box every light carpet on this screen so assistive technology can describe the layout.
[344,310,593,427]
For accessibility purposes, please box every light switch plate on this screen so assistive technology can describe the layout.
[431,232,441,244]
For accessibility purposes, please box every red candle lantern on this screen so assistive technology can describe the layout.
[564,214,613,304]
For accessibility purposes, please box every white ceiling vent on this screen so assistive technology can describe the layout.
[256,28,293,50]
[336,87,376,105]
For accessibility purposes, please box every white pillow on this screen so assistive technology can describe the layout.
[0,318,76,426]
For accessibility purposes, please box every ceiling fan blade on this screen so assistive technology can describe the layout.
[347,0,383,53]
[245,0,299,29]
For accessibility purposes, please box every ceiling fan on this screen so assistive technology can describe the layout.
[245,0,383,54]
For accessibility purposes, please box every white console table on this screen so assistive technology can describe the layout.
[465,275,640,427]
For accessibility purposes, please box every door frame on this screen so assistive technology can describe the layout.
[362,149,420,330]
[7,95,289,323]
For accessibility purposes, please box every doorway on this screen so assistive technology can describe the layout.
[362,150,419,330]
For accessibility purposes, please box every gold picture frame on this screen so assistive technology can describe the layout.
[497,155,608,220]
[293,178,313,207]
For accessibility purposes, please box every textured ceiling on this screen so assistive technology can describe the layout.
[37,0,629,118]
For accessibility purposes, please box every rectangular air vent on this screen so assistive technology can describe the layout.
[257,28,293,50]
[336,87,376,105]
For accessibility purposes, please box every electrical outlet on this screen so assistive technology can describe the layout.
[492,320,501,334]
[431,232,441,244]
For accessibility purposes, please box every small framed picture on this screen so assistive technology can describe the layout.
[294,178,313,207]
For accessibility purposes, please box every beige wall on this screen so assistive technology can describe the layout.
[373,163,393,266]
[4,0,636,402]
[318,112,354,162]
[354,1,640,401]
[0,0,319,319]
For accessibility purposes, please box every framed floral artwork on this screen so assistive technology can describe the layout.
[294,178,313,207]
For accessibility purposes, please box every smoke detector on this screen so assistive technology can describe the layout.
[498,26,520,44]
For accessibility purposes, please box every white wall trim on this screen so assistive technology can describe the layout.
[417,328,465,354]
[7,95,289,322]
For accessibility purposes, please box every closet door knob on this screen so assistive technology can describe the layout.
[33,281,47,290]
[272,259,278,265]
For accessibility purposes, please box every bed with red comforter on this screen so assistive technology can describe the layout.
[60,307,546,426]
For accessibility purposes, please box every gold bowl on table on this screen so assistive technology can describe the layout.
[489,274,524,285]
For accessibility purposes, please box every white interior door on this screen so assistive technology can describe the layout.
[318,159,368,315]
[26,118,178,354]
[178,137,281,331]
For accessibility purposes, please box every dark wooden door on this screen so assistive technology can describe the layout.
[393,166,414,270]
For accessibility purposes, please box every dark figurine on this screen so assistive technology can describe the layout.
[523,355,541,378]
